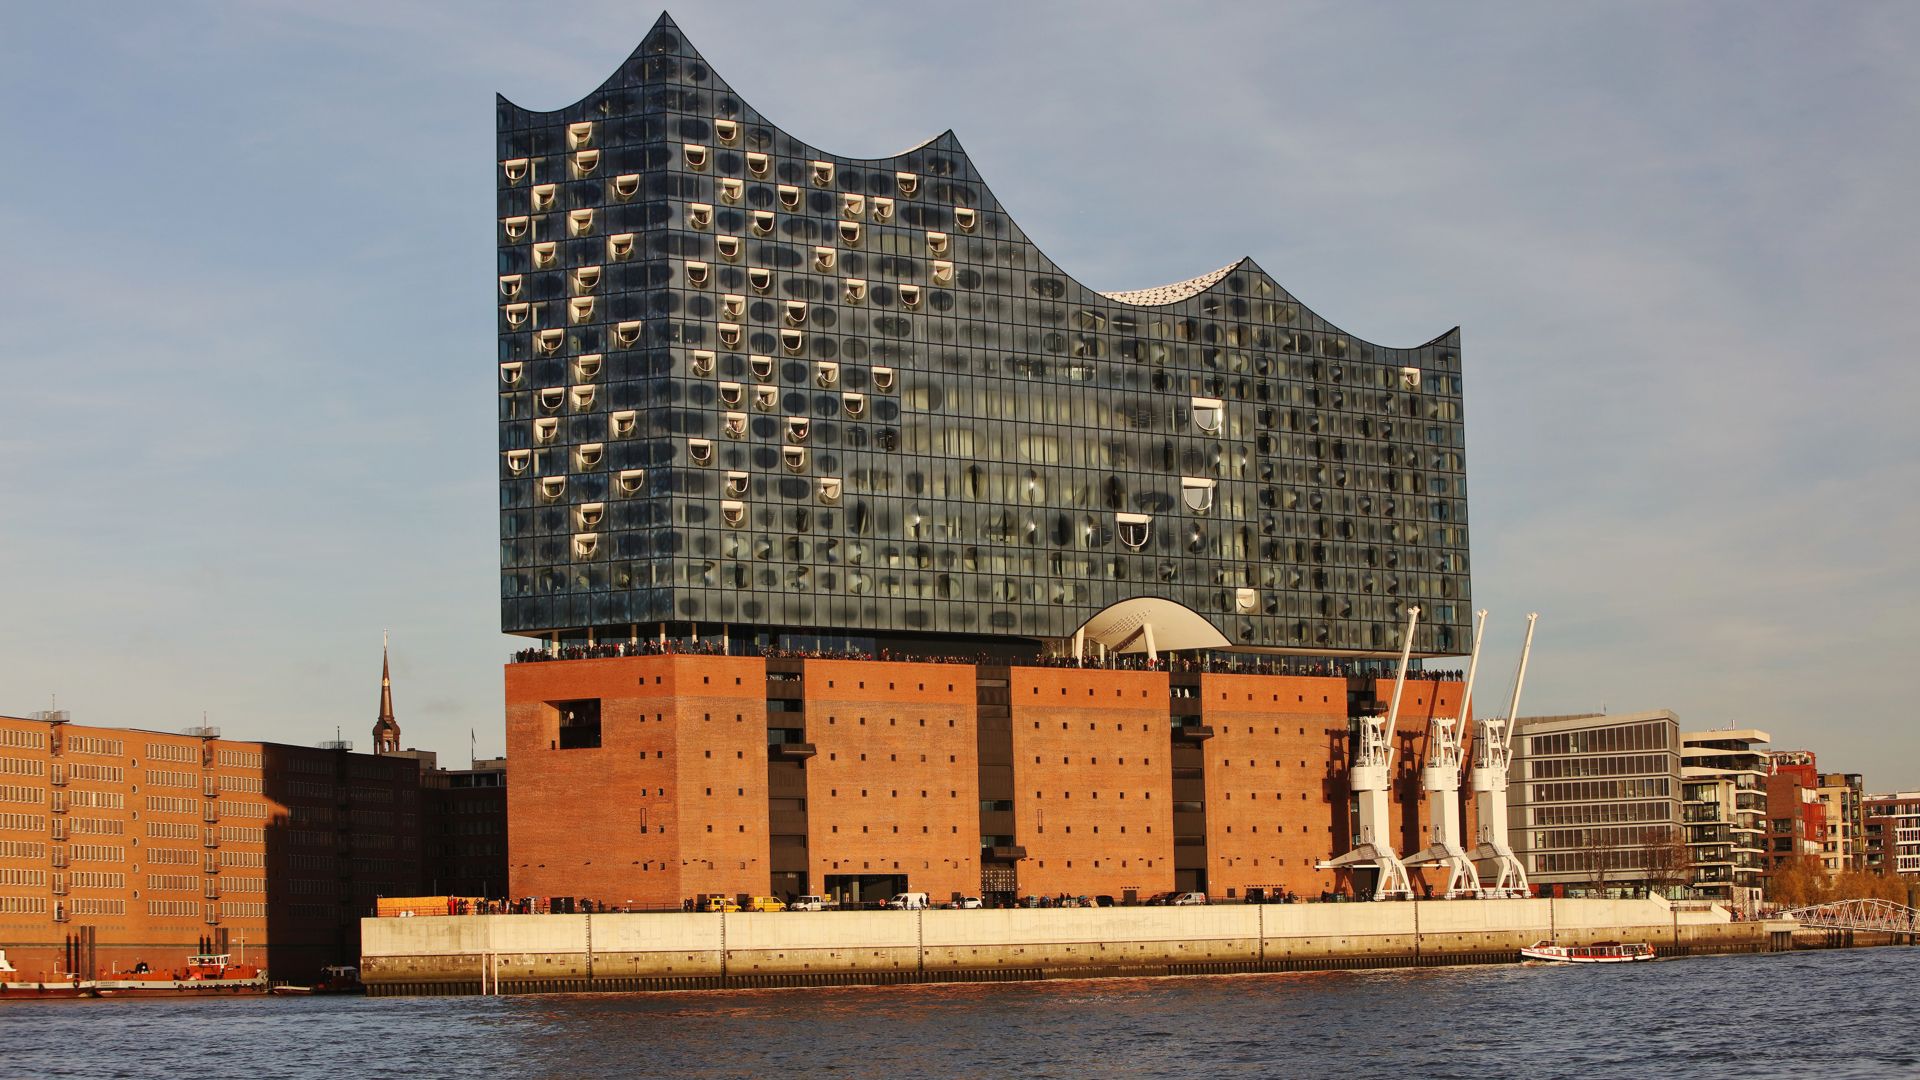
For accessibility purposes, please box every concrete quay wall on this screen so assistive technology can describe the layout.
[362,898,1785,996]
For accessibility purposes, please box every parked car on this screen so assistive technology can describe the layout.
[744,896,787,912]
[700,895,740,913]
[1170,892,1209,906]
[884,892,931,910]
[1094,895,1116,908]
[1144,892,1177,906]
[947,896,983,909]
[790,895,833,912]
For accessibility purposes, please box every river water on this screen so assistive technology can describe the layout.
[1,947,1912,1079]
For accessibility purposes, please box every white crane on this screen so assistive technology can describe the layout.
[1402,609,1486,898]
[1469,612,1538,898]
[1318,605,1420,901]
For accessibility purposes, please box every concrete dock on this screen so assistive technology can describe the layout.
[361,896,1792,996]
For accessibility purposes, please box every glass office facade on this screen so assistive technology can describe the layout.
[495,14,1470,657]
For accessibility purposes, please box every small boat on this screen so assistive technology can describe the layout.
[272,965,365,996]
[1521,940,1655,963]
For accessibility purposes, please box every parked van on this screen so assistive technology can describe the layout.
[884,892,930,910]
[744,896,787,912]
[790,895,834,911]
[700,895,741,913]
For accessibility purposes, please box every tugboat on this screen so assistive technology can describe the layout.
[0,950,100,998]
[1520,940,1655,964]
[94,954,270,996]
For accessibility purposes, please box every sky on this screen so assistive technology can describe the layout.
[1,2,1915,789]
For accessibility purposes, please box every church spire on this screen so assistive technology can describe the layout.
[373,630,401,755]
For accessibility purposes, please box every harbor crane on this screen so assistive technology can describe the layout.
[1468,612,1538,897]
[1319,605,1421,901]
[1402,609,1487,898]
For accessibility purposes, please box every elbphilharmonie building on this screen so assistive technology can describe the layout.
[496,12,1470,661]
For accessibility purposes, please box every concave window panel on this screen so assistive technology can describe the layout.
[1181,476,1217,513]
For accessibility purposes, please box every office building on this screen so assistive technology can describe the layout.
[1507,712,1683,895]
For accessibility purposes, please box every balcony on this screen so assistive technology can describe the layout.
[770,743,817,762]
[984,844,1027,861]
[1173,723,1215,743]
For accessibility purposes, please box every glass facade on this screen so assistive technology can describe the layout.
[495,14,1470,657]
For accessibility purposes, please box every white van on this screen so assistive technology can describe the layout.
[884,892,930,910]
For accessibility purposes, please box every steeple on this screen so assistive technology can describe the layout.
[373,631,401,755]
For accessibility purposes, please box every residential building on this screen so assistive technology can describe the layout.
[1765,750,1826,871]
[1817,771,1865,873]
[1864,791,1920,879]
[1506,712,1684,895]
[1681,728,1771,912]
[495,14,1483,907]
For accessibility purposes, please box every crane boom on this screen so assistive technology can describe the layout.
[1469,612,1538,897]
[1317,606,1420,900]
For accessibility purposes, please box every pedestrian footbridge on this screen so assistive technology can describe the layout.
[1778,898,1919,934]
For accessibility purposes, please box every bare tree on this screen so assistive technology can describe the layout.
[1638,825,1690,895]
[1583,829,1618,892]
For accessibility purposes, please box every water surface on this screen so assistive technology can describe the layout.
[2,947,1912,1079]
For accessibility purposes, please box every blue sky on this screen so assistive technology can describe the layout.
[2,3,1915,789]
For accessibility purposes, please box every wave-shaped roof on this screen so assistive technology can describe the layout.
[496,11,1457,351]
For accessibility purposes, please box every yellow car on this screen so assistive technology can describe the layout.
[744,896,787,912]
[701,895,741,913]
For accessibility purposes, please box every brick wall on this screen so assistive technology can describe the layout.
[1009,668,1174,899]
[804,660,979,901]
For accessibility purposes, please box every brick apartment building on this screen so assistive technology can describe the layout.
[1766,751,1828,870]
